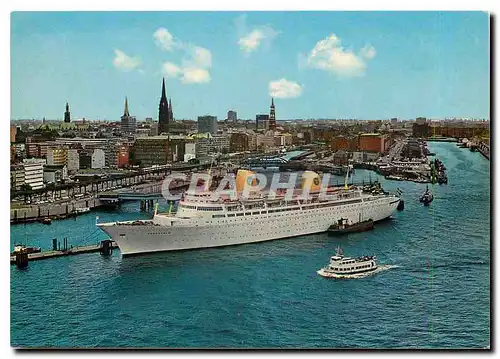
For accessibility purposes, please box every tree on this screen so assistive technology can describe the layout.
[20,183,32,192]
[46,182,56,191]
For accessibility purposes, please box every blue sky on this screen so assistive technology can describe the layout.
[11,11,489,121]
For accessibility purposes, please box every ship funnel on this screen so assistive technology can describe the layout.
[301,171,322,193]
[236,169,258,192]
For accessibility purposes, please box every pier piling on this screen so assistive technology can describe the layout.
[15,249,28,269]
[99,240,113,256]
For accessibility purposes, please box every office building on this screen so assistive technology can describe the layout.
[91,148,106,169]
[256,114,269,131]
[23,158,46,190]
[228,110,237,124]
[198,115,218,134]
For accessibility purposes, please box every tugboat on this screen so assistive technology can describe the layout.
[419,185,434,206]
[317,246,378,278]
[328,217,374,235]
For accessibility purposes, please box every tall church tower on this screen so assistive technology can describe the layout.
[121,96,136,134]
[269,97,276,131]
[168,98,174,122]
[64,102,71,123]
[158,78,169,134]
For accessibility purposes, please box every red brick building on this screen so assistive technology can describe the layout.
[358,133,389,153]
[330,136,358,152]
[117,144,129,168]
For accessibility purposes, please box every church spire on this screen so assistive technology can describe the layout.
[124,97,130,117]
[64,102,71,123]
[169,98,173,121]
[269,97,276,131]
[159,78,169,134]
[161,77,167,100]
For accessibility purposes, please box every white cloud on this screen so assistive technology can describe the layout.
[154,27,176,51]
[360,44,376,60]
[112,49,142,72]
[269,79,303,99]
[162,62,182,78]
[155,28,213,84]
[181,68,211,84]
[305,34,375,76]
[161,63,211,84]
[238,25,278,54]
[189,46,212,68]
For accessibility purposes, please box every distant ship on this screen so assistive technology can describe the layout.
[419,186,434,206]
[97,170,402,256]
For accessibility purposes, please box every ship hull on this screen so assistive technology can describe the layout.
[99,197,400,256]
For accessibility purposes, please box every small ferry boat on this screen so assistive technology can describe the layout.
[12,244,41,256]
[419,186,434,206]
[328,217,374,235]
[74,207,90,214]
[317,247,378,278]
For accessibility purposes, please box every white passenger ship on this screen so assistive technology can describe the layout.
[97,170,401,256]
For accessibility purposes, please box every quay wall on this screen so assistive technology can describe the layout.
[11,197,105,221]
[477,141,490,160]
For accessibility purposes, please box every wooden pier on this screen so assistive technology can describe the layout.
[10,241,118,265]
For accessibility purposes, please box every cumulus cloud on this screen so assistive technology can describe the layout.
[188,46,212,68]
[161,64,211,84]
[181,68,211,84]
[154,27,177,51]
[154,28,213,85]
[112,49,142,71]
[238,26,278,54]
[162,62,182,78]
[305,34,375,76]
[269,79,303,99]
[236,15,278,54]
[360,44,376,59]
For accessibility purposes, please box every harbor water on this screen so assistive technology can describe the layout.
[10,142,490,348]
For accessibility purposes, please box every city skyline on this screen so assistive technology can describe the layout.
[11,11,490,121]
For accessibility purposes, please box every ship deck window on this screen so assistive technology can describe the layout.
[198,206,223,211]
[252,211,259,215]
[181,205,197,209]
[212,214,226,218]
[227,213,235,217]
[236,213,244,216]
